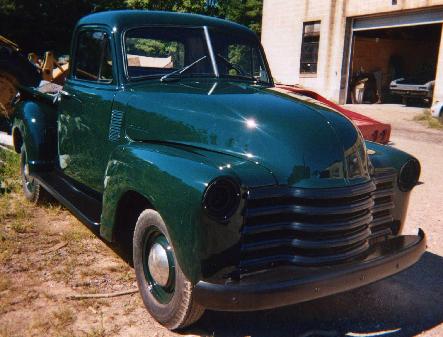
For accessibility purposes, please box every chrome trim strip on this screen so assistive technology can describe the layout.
[204,26,219,77]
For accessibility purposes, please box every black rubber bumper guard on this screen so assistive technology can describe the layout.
[194,229,426,311]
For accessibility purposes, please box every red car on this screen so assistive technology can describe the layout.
[275,85,391,144]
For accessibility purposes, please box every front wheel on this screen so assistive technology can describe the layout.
[133,209,204,330]
[20,146,49,204]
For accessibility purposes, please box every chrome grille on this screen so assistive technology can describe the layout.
[370,169,396,239]
[240,181,377,272]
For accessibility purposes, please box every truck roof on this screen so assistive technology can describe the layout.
[77,10,254,35]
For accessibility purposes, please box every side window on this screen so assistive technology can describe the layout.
[74,30,113,83]
[300,21,321,74]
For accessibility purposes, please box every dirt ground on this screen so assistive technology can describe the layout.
[1,104,442,337]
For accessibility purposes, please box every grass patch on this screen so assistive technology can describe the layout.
[52,307,76,328]
[53,256,79,283]
[84,327,107,337]
[0,148,36,262]
[0,147,20,193]
[413,109,443,129]
[61,225,94,243]
[10,220,31,234]
[0,326,13,337]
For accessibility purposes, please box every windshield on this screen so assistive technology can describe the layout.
[125,27,213,79]
[124,26,271,84]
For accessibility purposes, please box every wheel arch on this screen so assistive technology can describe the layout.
[111,189,155,250]
[12,126,23,153]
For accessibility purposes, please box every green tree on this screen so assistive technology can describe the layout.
[0,0,263,55]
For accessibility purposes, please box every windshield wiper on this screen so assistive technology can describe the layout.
[160,56,207,82]
[215,54,269,85]
[216,54,246,76]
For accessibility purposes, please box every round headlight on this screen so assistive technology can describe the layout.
[203,177,240,221]
[398,159,420,192]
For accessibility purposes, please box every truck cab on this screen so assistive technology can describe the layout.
[12,10,425,330]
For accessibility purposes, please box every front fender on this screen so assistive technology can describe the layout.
[366,141,417,172]
[100,142,276,283]
[366,141,419,233]
[12,99,57,171]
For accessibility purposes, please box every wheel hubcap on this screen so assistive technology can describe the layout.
[142,230,175,304]
[148,242,170,287]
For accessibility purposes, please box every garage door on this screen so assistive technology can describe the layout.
[353,8,443,31]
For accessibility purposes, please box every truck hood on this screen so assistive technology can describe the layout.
[124,79,370,188]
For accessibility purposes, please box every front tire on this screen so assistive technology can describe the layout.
[133,209,204,330]
[20,145,49,204]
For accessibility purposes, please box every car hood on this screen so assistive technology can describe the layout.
[124,79,370,188]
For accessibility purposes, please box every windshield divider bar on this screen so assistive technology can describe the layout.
[204,26,219,78]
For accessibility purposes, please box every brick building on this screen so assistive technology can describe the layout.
[261,0,443,104]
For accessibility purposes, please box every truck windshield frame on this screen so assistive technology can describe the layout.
[123,25,272,85]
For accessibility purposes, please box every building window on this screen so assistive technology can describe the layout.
[300,21,321,74]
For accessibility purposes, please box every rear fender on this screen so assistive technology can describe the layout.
[12,99,57,171]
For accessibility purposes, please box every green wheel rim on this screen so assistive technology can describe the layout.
[142,228,176,304]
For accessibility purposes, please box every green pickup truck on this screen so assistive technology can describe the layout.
[12,10,426,330]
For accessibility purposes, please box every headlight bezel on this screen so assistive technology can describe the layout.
[398,159,421,192]
[202,177,241,222]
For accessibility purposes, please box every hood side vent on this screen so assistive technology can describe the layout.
[109,110,125,142]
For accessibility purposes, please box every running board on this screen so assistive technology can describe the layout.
[32,171,102,233]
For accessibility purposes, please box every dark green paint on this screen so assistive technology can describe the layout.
[12,10,420,284]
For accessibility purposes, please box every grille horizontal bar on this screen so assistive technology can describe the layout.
[370,169,397,239]
[248,180,376,201]
[246,197,374,218]
[242,212,374,235]
[240,241,370,268]
[242,227,371,251]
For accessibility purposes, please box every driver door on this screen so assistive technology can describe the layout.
[58,28,118,192]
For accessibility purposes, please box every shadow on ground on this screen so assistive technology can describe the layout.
[186,251,443,337]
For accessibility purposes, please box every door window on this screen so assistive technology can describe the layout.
[74,30,113,83]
